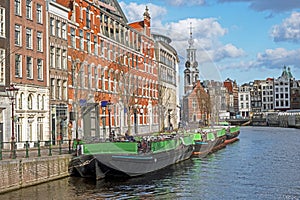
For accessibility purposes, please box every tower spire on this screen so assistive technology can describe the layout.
[188,22,194,48]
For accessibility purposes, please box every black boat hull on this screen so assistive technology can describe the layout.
[70,144,194,178]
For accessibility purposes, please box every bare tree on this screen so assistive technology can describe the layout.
[195,85,211,127]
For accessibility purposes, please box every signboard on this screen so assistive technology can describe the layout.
[101,100,108,107]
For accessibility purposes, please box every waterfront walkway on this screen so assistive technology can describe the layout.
[0,140,74,161]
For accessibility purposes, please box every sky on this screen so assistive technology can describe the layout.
[119,0,300,85]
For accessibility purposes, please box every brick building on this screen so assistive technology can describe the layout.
[10,0,49,148]
[0,0,10,146]
[48,0,70,143]
[66,0,158,139]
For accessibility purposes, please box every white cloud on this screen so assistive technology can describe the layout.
[271,12,300,43]
[256,48,300,67]
[120,2,245,67]
[220,48,300,72]
[213,44,245,62]
[119,2,167,24]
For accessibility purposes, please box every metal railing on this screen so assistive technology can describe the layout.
[0,139,75,161]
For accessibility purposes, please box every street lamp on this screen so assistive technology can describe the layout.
[107,101,113,136]
[6,84,19,159]
[133,100,138,135]
[101,101,108,139]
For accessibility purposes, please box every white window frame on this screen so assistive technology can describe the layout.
[15,54,22,78]
[26,28,32,49]
[62,22,67,39]
[50,17,55,36]
[36,4,42,24]
[0,48,5,84]
[26,56,33,79]
[37,31,43,52]
[14,0,21,16]
[86,32,91,53]
[26,0,32,20]
[56,20,61,37]
[37,58,43,80]
[62,49,67,70]
[79,30,84,50]
[51,78,55,99]
[50,46,55,68]
[15,24,22,46]
[56,48,61,69]
[0,7,5,38]
[94,35,98,55]
[70,28,75,48]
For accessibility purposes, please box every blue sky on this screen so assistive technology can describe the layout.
[119,0,300,85]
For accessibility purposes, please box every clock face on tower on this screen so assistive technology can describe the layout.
[193,61,198,68]
[185,61,190,68]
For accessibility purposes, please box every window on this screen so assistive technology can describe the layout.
[94,35,98,55]
[26,56,33,79]
[86,7,90,28]
[62,80,67,100]
[50,46,55,68]
[192,99,197,109]
[86,32,91,53]
[37,117,43,141]
[26,0,32,19]
[0,7,5,37]
[0,48,4,84]
[15,24,21,46]
[37,31,42,52]
[37,59,43,80]
[56,20,61,37]
[26,28,32,49]
[62,22,67,39]
[36,4,42,24]
[56,80,61,99]
[56,48,61,69]
[18,93,23,109]
[79,30,83,50]
[15,54,22,77]
[50,17,55,35]
[62,49,67,69]
[100,40,104,55]
[51,78,55,99]
[41,95,45,110]
[70,28,75,48]
[28,94,33,110]
[15,0,21,16]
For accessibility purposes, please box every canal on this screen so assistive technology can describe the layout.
[1,127,300,200]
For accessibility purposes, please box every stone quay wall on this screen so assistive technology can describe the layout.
[0,155,72,194]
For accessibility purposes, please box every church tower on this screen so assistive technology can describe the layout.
[184,22,199,94]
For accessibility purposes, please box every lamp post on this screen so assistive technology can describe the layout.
[6,84,19,159]
[133,103,138,135]
[107,101,113,136]
[101,101,108,139]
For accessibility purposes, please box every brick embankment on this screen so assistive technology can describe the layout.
[0,154,72,194]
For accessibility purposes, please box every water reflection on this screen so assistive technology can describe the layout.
[2,127,300,200]
[68,158,195,199]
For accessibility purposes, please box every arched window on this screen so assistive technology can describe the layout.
[186,74,191,85]
[19,93,23,109]
[28,94,33,110]
[41,95,45,110]
[37,94,41,110]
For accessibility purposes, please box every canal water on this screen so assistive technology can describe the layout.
[1,127,300,200]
